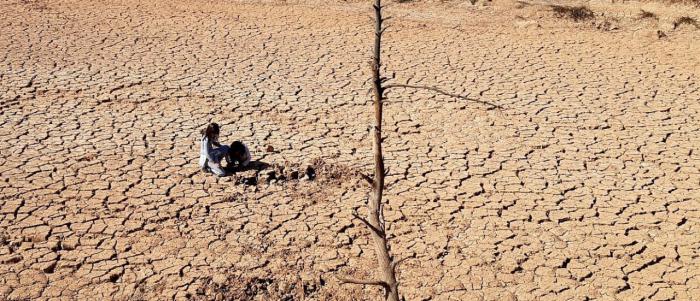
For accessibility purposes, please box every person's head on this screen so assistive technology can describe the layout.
[228,141,246,161]
[201,123,220,141]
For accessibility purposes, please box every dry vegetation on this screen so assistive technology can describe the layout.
[659,0,700,6]
[19,0,48,10]
[638,9,659,20]
[550,5,595,22]
[673,16,699,28]
[336,2,402,300]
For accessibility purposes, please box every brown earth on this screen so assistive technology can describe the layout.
[1,0,699,300]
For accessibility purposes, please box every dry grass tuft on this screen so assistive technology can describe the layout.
[673,16,699,29]
[551,5,595,22]
[662,0,700,7]
[19,0,48,11]
[638,10,659,20]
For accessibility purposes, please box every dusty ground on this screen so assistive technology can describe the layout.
[1,0,700,300]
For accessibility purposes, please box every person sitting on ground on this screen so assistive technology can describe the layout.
[199,123,231,176]
[227,140,251,169]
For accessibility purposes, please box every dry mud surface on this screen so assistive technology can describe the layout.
[1,0,700,300]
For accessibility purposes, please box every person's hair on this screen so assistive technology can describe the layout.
[228,141,246,160]
[201,123,220,140]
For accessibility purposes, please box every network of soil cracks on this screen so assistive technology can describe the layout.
[1,0,699,300]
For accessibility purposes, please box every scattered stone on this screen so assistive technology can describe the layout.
[305,166,316,180]
[264,170,277,182]
[239,177,257,186]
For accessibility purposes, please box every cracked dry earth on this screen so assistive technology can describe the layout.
[1,0,700,300]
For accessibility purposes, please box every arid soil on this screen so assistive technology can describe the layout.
[1,0,699,300]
